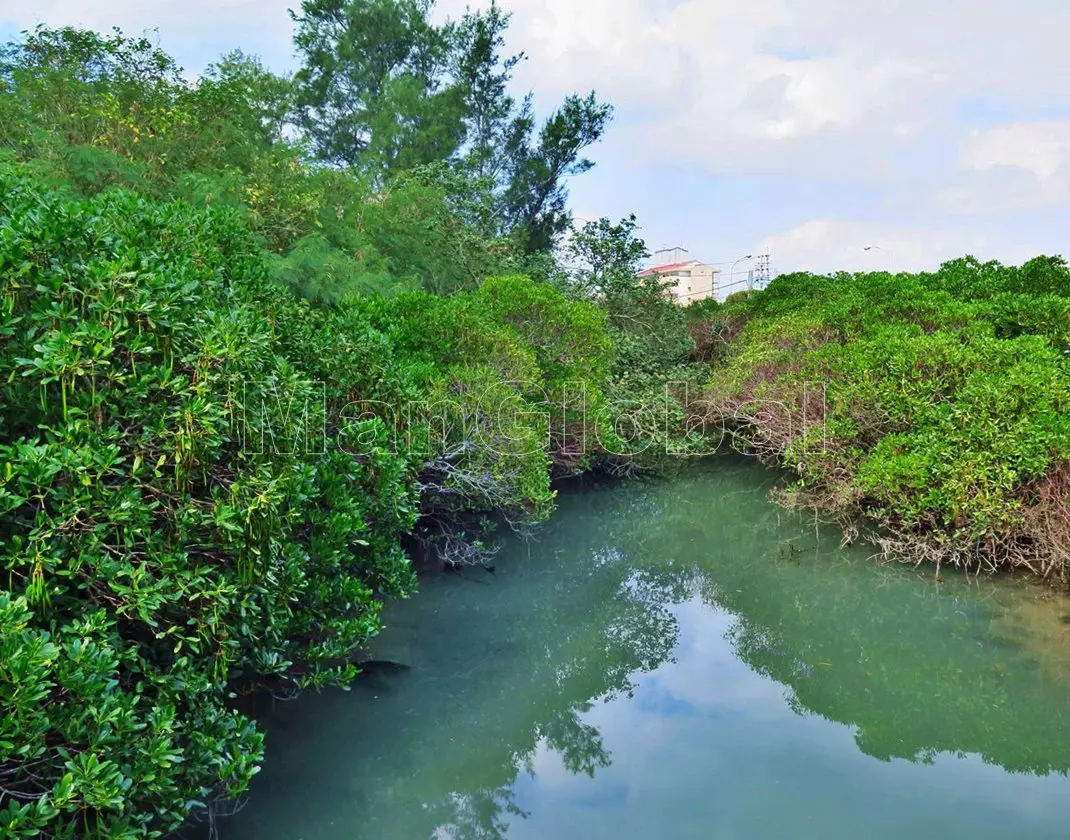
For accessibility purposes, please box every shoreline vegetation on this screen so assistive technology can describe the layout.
[0,5,1068,838]
[693,257,1070,580]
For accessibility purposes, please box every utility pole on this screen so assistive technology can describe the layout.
[754,254,771,289]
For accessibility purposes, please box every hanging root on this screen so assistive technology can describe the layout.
[1019,462,1070,582]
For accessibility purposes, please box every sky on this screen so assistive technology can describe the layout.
[2,0,1069,276]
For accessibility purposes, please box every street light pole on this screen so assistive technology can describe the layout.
[731,255,755,293]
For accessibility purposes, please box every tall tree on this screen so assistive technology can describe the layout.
[562,214,693,370]
[451,0,524,182]
[0,25,185,154]
[449,2,613,253]
[291,0,613,253]
[565,214,650,300]
[501,92,613,253]
[198,51,294,146]
[290,0,466,176]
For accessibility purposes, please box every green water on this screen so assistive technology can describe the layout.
[205,457,1070,840]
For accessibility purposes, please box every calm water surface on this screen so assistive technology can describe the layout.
[207,457,1070,840]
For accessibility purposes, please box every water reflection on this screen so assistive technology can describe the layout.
[202,456,1070,840]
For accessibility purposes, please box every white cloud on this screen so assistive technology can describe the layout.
[4,0,1070,265]
[960,121,1070,181]
[7,0,1069,179]
[435,0,1069,179]
[940,121,1070,213]
[759,219,1034,276]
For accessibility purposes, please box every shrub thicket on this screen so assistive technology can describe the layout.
[700,257,1070,576]
[0,15,709,838]
[0,161,636,835]
[13,12,1070,839]
[0,166,427,835]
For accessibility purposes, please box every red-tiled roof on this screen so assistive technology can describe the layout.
[636,260,693,278]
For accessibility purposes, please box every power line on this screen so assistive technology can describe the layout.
[673,276,752,301]
[754,253,771,287]
[651,253,773,302]
[558,247,775,302]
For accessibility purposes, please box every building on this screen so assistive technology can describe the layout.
[636,247,720,305]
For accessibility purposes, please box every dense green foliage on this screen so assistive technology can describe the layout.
[0,24,541,300]
[697,257,1070,576]
[8,4,1067,837]
[0,167,420,835]
[0,161,640,835]
[562,216,706,462]
[350,274,622,564]
[0,9,700,833]
[290,0,612,252]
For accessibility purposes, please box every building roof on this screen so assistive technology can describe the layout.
[636,260,694,278]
